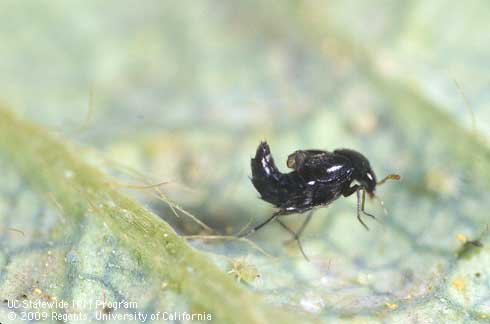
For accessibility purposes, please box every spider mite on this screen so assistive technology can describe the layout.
[240,141,400,260]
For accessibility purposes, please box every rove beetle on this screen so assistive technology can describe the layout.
[241,141,400,260]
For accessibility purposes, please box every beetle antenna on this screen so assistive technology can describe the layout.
[376,174,401,186]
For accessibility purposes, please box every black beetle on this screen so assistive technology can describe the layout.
[241,141,399,260]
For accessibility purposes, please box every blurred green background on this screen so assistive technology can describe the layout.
[1,1,490,323]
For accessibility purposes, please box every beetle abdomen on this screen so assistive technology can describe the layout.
[251,141,301,207]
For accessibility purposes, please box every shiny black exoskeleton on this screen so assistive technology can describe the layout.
[251,142,378,213]
[243,141,399,260]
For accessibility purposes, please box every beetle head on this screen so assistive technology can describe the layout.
[334,149,377,195]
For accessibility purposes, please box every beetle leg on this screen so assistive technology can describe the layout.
[283,211,314,244]
[238,210,283,238]
[361,190,377,220]
[276,218,310,261]
[292,211,313,240]
[343,184,360,197]
[356,189,370,231]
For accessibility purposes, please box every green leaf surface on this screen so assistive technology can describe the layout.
[1,1,489,323]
